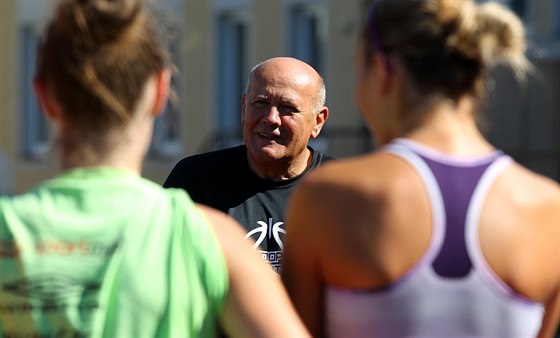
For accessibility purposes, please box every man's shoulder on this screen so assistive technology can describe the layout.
[164,145,247,189]
[177,145,246,167]
[318,152,336,163]
[309,147,336,165]
[169,145,247,176]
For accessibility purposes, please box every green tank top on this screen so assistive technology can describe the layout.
[0,167,228,337]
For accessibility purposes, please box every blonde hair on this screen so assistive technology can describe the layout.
[362,0,530,100]
[443,0,529,80]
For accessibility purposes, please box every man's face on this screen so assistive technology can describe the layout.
[242,68,319,168]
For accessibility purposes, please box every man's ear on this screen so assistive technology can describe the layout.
[310,106,329,139]
[33,78,60,121]
[152,69,172,117]
[241,93,247,124]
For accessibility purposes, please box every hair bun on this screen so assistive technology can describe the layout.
[476,2,526,63]
[443,0,528,77]
[55,0,141,47]
[440,0,479,61]
[436,0,465,26]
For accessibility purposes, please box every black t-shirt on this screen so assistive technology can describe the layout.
[164,145,334,272]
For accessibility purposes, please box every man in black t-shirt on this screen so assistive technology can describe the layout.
[164,57,332,273]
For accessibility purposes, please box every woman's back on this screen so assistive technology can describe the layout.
[0,168,228,337]
[311,139,555,336]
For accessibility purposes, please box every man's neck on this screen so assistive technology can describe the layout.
[248,148,313,181]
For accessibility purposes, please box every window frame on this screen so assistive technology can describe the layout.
[19,23,50,160]
[285,0,328,77]
[213,7,251,149]
[148,3,184,159]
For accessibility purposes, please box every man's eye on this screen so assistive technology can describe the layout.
[280,105,297,114]
[253,101,267,108]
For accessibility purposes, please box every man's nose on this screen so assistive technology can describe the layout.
[263,106,281,125]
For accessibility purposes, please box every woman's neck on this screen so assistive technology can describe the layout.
[60,147,143,173]
[404,96,494,156]
[59,114,152,174]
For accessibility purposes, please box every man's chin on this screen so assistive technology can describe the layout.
[252,146,285,162]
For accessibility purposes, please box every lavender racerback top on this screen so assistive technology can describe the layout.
[325,139,544,337]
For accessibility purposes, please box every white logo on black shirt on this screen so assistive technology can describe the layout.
[244,217,285,249]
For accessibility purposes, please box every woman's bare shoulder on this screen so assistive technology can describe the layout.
[498,163,560,211]
[303,152,415,193]
[292,151,426,234]
[482,162,559,301]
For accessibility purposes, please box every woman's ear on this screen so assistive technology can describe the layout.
[372,53,394,95]
[33,78,61,121]
[152,69,172,117]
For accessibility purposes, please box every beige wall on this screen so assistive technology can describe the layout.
[253,1,285,63]
[0,1,17,194]
[182,0,213,155]
[326,0,369,156]
[0,0,17,158]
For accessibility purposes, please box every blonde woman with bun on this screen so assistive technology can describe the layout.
[0,1,310,337]
[282,0,560,337]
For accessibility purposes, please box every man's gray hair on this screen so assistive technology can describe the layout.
[312,77,326,114]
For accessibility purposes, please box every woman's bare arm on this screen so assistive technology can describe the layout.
[538,285,560,338]
[281,182,327,338]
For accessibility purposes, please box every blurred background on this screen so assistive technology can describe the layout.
[0,0,558,195]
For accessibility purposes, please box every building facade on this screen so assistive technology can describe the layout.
[0,0,558,194]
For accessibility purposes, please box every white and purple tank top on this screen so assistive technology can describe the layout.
[325,139,544,337]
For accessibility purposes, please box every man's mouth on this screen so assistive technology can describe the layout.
[258,132,278,139]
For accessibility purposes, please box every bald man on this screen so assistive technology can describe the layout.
[164,57,332,273]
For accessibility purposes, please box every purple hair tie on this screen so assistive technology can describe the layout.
[367,0,385,54]
[367,0,393,72]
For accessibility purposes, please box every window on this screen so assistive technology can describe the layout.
[149,24,182,159]
[150,77,182,158]
[287,2,327,75]
[214,10,250,149]
[149,3,183,159]
[20,24,49,160]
